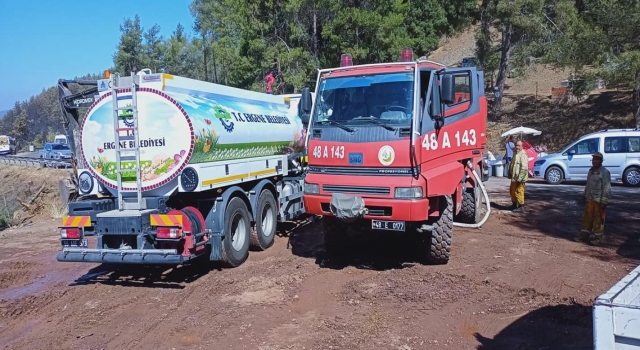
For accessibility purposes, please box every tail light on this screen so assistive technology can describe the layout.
[340,54,353,67]
[157,227,182,239]
[60,228,81,239]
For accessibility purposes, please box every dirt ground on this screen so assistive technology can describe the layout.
[1,175,639,350]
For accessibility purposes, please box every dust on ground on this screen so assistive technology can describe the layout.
[0,175,638,350]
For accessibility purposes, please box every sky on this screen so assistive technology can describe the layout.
[0,0,195,111]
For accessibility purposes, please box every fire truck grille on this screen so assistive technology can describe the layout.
[308,166,414,176]
[322,184,390,195]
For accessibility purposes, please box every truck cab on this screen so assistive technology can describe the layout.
[301,49,487,263]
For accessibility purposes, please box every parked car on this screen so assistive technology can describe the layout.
[533,128,640,187]
[39,142,73,161]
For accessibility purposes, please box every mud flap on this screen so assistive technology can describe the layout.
[209,231,223,261]
[329,193,368,223]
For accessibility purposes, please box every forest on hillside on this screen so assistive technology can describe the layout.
[1,0,638,151]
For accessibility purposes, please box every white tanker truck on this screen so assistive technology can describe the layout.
[57,69,313,267]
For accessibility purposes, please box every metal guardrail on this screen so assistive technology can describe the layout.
[0,155,72,169]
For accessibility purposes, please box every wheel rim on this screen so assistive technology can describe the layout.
[230,211,247,251]
[627,169,640,185]
[261,204,274,237]
[548,168,561,183]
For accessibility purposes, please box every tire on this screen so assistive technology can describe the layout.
[623,166,640,187]
[545,166,564,185]
[221,197,251,267]
[455,165,482,224]
[250,189,277,251]
[323,216,347,255]
[428,195,454,265]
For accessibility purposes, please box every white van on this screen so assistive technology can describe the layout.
[533,128,640,186]
[54,134,69,145]
[0,135,17,155]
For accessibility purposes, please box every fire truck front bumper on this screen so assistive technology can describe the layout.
[56,247,188,265]
[303,193,430,223]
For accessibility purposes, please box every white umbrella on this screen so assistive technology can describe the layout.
[501,126,542,138]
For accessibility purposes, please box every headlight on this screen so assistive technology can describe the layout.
[304,182,319,194]
[394,187,423,199]
[534,160,546,166]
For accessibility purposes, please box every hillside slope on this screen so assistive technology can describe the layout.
[427,26,634,156]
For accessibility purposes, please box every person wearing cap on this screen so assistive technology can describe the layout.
[508,140,529,212]
[575,151,611,245]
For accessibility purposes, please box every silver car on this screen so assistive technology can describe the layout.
[532,128,640,187]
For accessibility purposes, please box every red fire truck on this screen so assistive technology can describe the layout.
[298,49,488,264]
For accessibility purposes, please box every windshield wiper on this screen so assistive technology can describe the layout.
[351,116,396,131]
[317,120,355,132]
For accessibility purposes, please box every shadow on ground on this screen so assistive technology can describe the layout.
[475,303,593,350]
[286,218,432,271]
[489,179,640,262]
[70,256,215,289]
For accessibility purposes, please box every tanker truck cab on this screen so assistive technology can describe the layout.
[301,49,487,264]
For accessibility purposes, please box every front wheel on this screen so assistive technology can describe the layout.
[623,167,640,187]
[545,166,564,185]
[427,195,454,264]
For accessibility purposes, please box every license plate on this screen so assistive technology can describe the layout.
[62,238,88,248]
[371,220,405,231]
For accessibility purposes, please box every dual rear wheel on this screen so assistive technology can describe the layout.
[221,190,278,267]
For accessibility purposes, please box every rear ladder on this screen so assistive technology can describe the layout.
[109,72,145,210]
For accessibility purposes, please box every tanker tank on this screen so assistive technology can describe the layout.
[80,73,306,197]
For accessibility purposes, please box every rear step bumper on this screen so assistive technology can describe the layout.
[56,248,187,265]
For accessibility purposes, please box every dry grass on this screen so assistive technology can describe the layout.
[0,166,73,229]
[488,90,635,155]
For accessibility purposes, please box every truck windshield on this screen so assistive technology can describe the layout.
[312,71,415,127]
[52,144,70,150]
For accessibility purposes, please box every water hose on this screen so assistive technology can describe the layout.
[453,161,491,228]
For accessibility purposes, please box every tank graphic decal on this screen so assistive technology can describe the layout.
[165,89,306,164]
[82,85,305,192]
[81,88,194,191]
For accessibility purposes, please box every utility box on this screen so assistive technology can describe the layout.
[593,264,640,349]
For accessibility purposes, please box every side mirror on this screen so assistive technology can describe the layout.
[299,87,312,124]
[568,149,576,155]
[440,74,455,105]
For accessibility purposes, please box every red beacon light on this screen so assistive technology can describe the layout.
[400,48,414,62]
[340,53,353,67]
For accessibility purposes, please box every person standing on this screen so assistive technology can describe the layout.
[508,140,529,212]
[504,135,515,167]
[574,152,611,246]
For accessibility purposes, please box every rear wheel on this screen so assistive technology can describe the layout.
[250,190,277,251]
[545,166,564,185]
[455,165,482,224]
[623,167,640,187]
[221,197,251,267]
[428,195,454,264]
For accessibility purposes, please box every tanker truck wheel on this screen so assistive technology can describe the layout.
[428,195,454,264]
[250,189,277,251]
[221,197,251,267]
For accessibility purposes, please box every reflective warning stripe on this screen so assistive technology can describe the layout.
[62,216,91,227]
[150,214,183,227]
